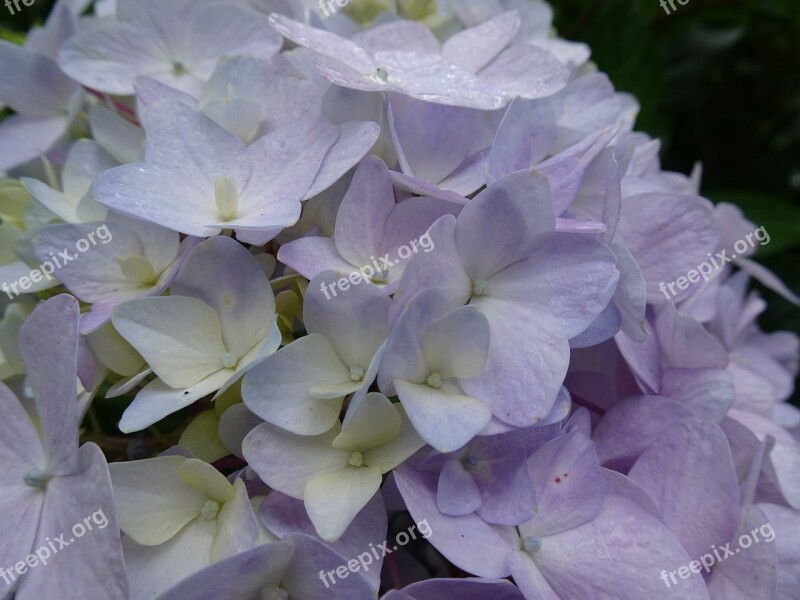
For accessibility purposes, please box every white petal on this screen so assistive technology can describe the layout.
[33,221,158,303]
[242,334,350,435]
[268,14,375,74]
[395,380,490,453]
[178,458,234,504]
[18,294,81,474]
[109,456,205,546]
[118,370,231,433]
[94,162,221,237]
[352,21,440,55]
[239,117,339,215]
[58,23,170,95]
[112,296,226,389]
[363,405,425,473]
[242,423,349,499]
[304,466,383,542]
[335,392,401,452]
[374,50,507,110]
[478,44,568,100]
[185,5,281,78]
[211,478,258,562]
[0,472,44,578]
[0,381,46,468]
[89,104,144,164]
[122,516,216,600]
[171,237,276,359]
[143,101,250,181]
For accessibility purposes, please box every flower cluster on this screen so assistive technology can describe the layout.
[0,0,798,599]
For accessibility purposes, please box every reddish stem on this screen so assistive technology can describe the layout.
[85,87,139,121]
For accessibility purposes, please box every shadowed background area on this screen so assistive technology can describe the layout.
[551,0,800,405]
[2,0,799,403]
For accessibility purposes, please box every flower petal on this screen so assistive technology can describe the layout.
[304,466,383,542]
[112,296,226,389]
[242,334,350,435]
[243,423,349,499]
[395,380,491,453]
[110,455,205,546]
[18,294,81,474]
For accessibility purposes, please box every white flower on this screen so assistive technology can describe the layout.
[244,392,424,541]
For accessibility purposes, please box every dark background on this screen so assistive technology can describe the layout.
[3,0,799,405]
[550,0,800,406]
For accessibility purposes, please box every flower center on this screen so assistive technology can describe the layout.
[523,536,542,554]
[375,67,389,82]
[461,454,478,470]
[23,468,49,488]
[349,366,364,382]
[349,451,364,467]
[426,372,442,388]
[172,61,188,76]
[472,280,489,297]
[260,585,288,600]
[215,176,239,221]
[117,256,157,285]
[200,499,221,520]
[370,269,389,284]
[222,352,239,369]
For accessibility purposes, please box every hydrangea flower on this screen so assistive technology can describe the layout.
[93,101,343,243]
[109,454,259,598]
[21,140,110,225]
[242,271,391,435]
[34,214,195,332]
[244,392,423,541]
[379,289,492,452]
[278,155,459,289]
[111,236,281,431]
[57,0,282,95]
[268,10,568,110]
[0,296,127,599]
[390,170,619,426]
